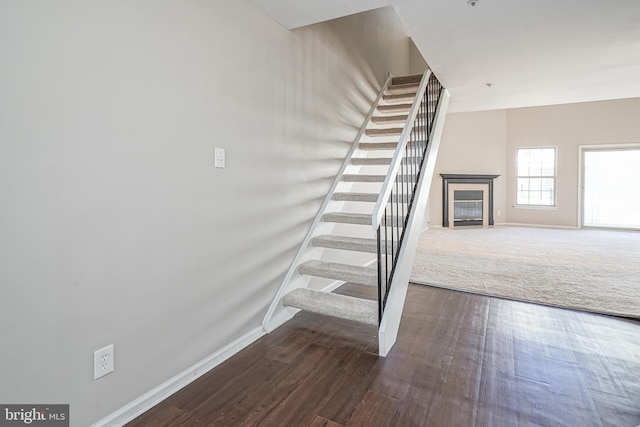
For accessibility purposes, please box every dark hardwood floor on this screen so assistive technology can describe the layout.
[127,283,640,426]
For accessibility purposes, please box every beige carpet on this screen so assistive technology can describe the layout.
[410,226,640,319]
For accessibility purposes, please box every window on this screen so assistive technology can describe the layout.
[516,147,556,206]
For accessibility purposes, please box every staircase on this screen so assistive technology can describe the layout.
[263,70,450,356]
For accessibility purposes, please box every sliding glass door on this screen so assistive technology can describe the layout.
[582,147,640,229]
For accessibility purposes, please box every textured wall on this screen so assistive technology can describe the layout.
[0,1,410,425]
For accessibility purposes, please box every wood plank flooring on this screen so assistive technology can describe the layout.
[127,284,640,427]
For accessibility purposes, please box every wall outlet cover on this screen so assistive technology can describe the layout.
[94,344,114,380]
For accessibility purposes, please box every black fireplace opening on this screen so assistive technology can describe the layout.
[453,190,483,226]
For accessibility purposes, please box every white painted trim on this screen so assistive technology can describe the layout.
[577,142,640,229]
[263,306,299,333]
[447,183,489,228]
[577,144,585,229]
[91,327,265,427]
[513,204,558,210]
[503,222,578,230]
[262,75,393,331]
[514,146,558,208]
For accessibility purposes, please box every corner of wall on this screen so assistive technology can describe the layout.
[409,38,428,75]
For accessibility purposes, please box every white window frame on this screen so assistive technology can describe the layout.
[515,147,557,208]
[578,143,640,229]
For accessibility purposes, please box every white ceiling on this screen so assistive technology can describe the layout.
[248,0,389,29]
[248,0,640,113]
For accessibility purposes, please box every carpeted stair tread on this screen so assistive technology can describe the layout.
[351,157,392,166]
[298,260,377,285]
[312,235,394,254]
[372,115,409,125]
[312,235,378,253]
[378,103,413,114]
[323,212,406,227]
[332,192,412,203]
[382,93,415,103]
[323,212,371,225]
[343,174,414,183]
[342,174,386,182]
[282,288,377,325]
[391,74,423,85]
[366,127,404,137]
[351,156,420,166]
[377,97,437,110]
[366,125,426,137]
[333,192,379,202]
[386,83,419,95]
[359,142,398,151]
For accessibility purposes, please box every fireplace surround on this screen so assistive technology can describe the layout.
[441,174,499,228]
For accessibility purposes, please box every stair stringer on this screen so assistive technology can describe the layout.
[378,88,451,356]
[262,75,393,333]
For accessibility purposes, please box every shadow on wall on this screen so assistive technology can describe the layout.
[224,11,407,328]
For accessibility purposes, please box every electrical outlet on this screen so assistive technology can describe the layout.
[93,344,114,380]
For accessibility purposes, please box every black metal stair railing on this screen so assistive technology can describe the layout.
[376,74,443,322]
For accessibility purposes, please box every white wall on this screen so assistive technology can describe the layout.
[428,98,640,229]
[506,98,640,227]
[427,110,508,227]
[409,39,428,75]
[0,2,410,425]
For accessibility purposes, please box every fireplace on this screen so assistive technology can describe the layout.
[454,189,484,222]
[441,174,499,228]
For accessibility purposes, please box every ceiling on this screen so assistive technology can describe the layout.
[248,0,640,113]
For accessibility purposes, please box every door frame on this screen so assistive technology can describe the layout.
[578,143,640,229]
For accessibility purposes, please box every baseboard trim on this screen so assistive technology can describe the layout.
[322,279,345,293]
[264,306,298,333]
[503,222,579,230]
[426,223,579,230]
[91,326,265,427]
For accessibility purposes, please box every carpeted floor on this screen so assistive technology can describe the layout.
[410,226,640,319]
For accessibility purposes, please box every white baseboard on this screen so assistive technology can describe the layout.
[91,327,265,427]
[263,306,298,333]
[321,279,346,293]
[426,222,579,230]
[503,222,579,230]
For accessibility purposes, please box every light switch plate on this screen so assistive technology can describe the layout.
[215,148,225,168]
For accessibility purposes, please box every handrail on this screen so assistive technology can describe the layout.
[262,74,393,331]
[375,72,444,322]
[371,69,432,230]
